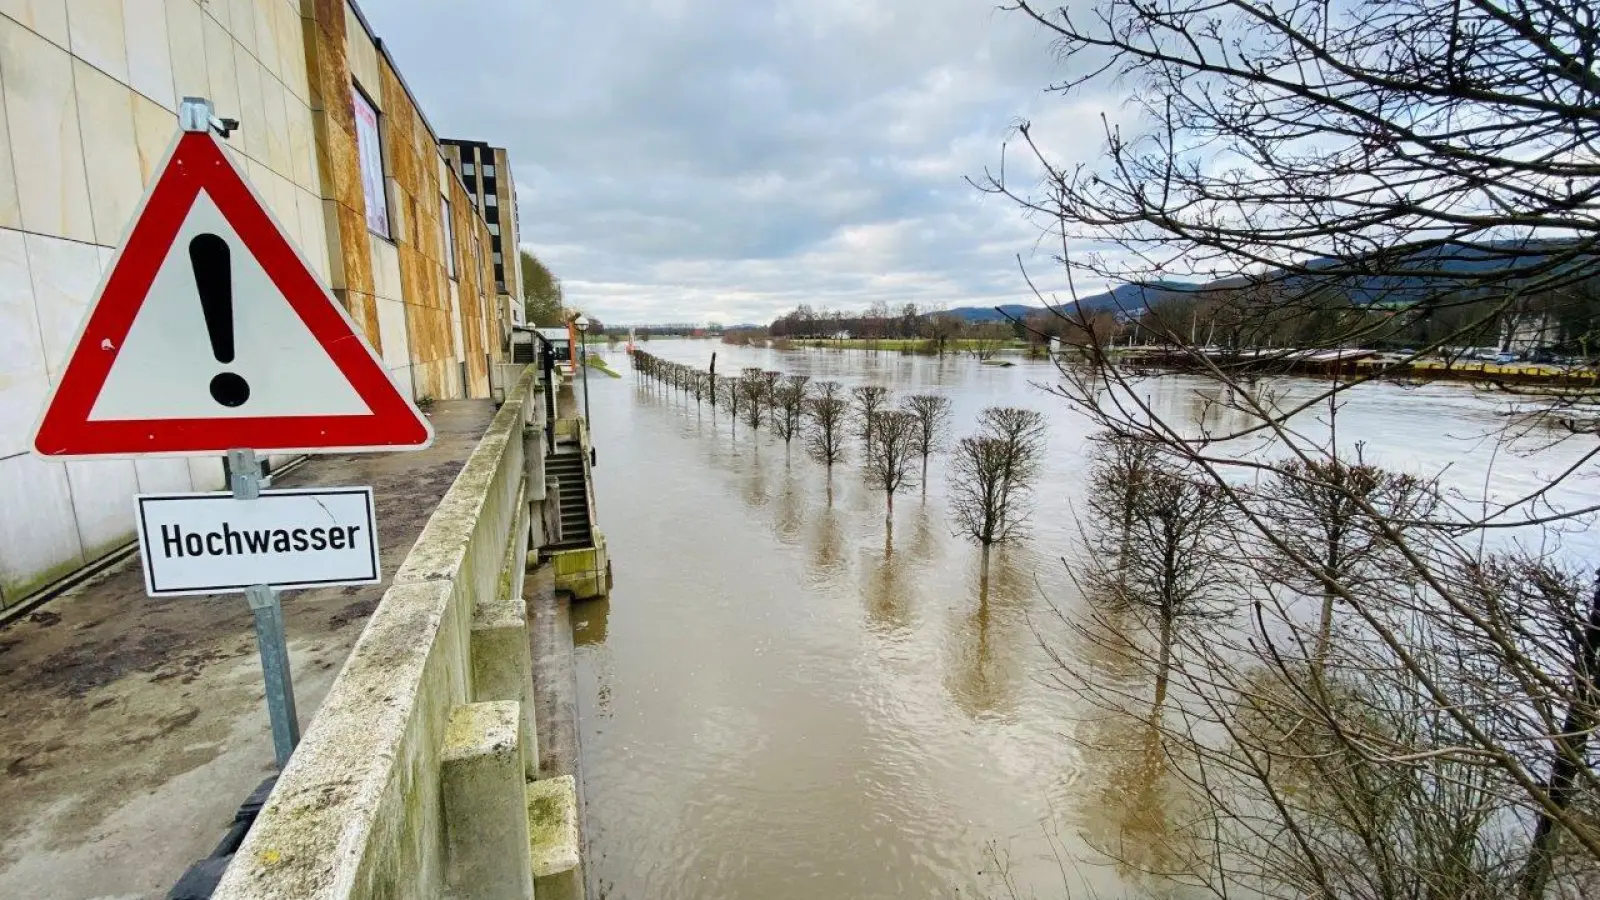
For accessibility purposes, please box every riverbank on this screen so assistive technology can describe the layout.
[786,337,1030,353]
[1113,347,1599,387]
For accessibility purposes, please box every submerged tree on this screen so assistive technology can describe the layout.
[862,410,920,521]
[964,323,1011,361]
[977,407,1046,500]
[1257,448,1438,666]
[804,381,850,468]
[903,393,953,488]
[993,0,1600,892]
[738,369,767,431]
[949,406,1047,572]
[759,370,784,421]
[721,377,742,433]
[771,377,808,450]
[1084,453,1230,711]
[1084,429,1163,590]
[851,384,892,453]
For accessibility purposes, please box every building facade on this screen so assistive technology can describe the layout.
[0,0,518,609]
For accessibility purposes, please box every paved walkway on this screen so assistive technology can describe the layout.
[0,400,497,900]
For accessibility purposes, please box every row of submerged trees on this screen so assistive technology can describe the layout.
[631,351,1046,561]
[982,0,1600,893]
[1063,421,1600,899]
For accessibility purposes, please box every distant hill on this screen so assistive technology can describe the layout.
[1066,281,1205,316]
[940,303,1040,323]
[943,240,1592,323]
[940,283,1203,323]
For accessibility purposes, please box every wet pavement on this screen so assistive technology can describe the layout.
[0,400,496,900]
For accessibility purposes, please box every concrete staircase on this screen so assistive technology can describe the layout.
[545,450,592,550]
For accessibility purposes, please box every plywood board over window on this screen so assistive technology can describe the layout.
[352,86,389,238]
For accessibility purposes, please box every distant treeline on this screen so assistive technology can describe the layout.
[765,303,1020,351]
[761,276,1600,359]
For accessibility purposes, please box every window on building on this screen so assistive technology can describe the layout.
[484,193,497,208]
[483,164,496,178]
[441,198,456,278]
[463,161,475,176]
[492,251,503,265]
[352,86,389,238]
[487,223,499,236]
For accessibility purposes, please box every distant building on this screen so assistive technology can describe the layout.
[441,140,522,337]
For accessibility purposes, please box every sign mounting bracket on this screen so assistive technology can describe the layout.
[179,96,239,139]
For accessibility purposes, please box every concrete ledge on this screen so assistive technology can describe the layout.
[441,703,533,900]
[527,776,582,900]
[207,581,463,899]
[213,370,538,900]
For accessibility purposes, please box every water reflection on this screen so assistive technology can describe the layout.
[772,464,805,546]
[808,481,847,582]
[1078,711,1196,886]
[1062,581,1198,885]
[863,523,914,634]
[907,500,938,560]
[944,551,1020,721]
[739,443,770,510]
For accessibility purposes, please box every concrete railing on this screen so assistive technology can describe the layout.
[213,367,580,900]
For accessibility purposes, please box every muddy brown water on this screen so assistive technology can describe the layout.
[575,340,1595,899]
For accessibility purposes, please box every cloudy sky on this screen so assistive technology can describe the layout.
[367,0,1121,326]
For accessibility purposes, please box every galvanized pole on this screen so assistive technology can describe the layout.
[229,448,300,769]
[579,331,592,426]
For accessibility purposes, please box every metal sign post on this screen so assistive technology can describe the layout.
[229,448,300,768]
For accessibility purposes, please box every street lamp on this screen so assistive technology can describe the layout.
[575,316,591,426]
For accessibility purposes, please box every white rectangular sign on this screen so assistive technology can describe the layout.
[135,487,380,597]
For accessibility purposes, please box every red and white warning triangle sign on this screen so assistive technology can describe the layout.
[33,130,432,458]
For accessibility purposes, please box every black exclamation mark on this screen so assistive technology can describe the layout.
[189,234,250,407]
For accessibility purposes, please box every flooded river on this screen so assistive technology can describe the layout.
[574,340,1596,899]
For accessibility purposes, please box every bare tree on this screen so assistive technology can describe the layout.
[977,407,1047,510]
[804,381,850,467]
[851,384,892,452]
[921,305,963,357]
[1255,448,1439,666]
[949,406,1048,571]
[989,0,1600,892]
[738,368,766,430]
[770,377,808,449]
[965,323,1011,361]
[862,410,920,521]
[721,376,741,434]
[759,369,784,421]
[1083,428,1162,591]
[903,393,953,487]
[1087,453,1231,710]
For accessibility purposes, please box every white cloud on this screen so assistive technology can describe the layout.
[363,0,1123,324]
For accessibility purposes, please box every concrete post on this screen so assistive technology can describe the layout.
[470,597,540,778]
[527,775,583,900]
[441,702,534,900]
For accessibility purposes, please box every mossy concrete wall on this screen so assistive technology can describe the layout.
[212,367,574,900]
